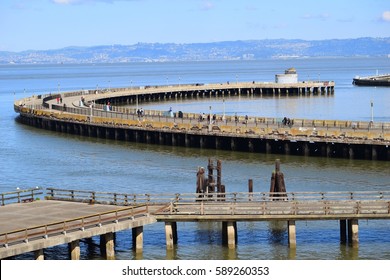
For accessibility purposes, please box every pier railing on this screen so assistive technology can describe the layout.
[15,83,390,133]
[1,187,43,206]
[0,205,149,248]
[45,187,182,205]
[45,188,390,204]
[163,192,390,218]
[42,189,390,219]
[2,189,390,249]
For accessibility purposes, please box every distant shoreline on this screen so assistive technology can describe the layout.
[1,37,389,65]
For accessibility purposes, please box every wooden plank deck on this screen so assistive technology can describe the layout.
[0,200,156,259]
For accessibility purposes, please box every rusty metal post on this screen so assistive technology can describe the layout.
[208,158,214,194]
[248,179,253,201]
[270,159,287,200]
[275,159,281,173]
[217,160,222,193]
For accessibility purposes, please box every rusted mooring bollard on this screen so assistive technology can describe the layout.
[269,159,287,200]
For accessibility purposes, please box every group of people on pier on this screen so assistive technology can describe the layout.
[198,113,218,124]
[282,117,294,127]
[137,108,145,118]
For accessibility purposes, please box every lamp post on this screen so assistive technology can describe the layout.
[222,99,226,121]
[370,99,374,123]
[209,106,212,125]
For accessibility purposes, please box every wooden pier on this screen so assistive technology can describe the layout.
[1,187,390,259]
[13,81,390,160]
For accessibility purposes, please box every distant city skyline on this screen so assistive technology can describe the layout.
[1,0,390,52]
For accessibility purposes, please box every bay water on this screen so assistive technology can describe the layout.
[1,58,390,259]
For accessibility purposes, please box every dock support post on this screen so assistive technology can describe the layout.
[265,141,272,154]
[248,140,254,152]
[348,219,359,247]
[104,232,115,260]
[184,134,190,147]
[348,146,354,160]
[372,146,377,160]
[303,143,310,156]
[165,222,178,250]
[200,136,205,148]
[34,249,44,260]
[284,142,290,155]
[230,138,236,151]
[215,137,221,149]
[172,134,177,146]
[222,221,237,249]
[69,240,80,260]
[132,226,144,253]
[340,219,347,243]
[288,220,296,248]
[248,179,253,201]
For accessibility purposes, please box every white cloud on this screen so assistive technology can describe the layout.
[301,13,330,21]
[52,0,82,4]
[382,11,390,22]
[200,1,215,11]
[51,0,118,4]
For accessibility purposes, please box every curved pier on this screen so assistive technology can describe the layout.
[14,81,390,161]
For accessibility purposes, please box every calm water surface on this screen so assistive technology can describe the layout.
[1,58,390,260]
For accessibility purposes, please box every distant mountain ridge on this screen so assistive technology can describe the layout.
[1,37,389,64]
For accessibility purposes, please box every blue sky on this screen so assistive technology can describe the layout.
[1,0,390,52]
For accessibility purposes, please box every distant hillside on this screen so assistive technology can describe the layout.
[1,37,389,64]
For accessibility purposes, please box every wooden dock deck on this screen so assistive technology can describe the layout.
[0,198,156,259]
[1,188,390,259]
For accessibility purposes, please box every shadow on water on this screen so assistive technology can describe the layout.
[267,221,287,245]
[338,243,359,260]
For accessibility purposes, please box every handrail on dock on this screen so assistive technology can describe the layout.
[0,204,148,248]
[45,188,390,204]
[1,188,390,254]
[1,187,43,206]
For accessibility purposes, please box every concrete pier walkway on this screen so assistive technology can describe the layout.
[13,82,390,160]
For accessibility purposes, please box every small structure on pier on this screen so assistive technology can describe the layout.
[275,68,298,84]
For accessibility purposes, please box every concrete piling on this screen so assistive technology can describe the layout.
[132,226,144,253]
[288,220,297,248]
[69,240,80,260]
[165,222,178,250]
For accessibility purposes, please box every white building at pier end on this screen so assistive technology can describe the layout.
[275,68,298,84]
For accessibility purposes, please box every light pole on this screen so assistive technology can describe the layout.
[370,99,374,123]
[90,100,94,119]
[209,106,212,125]
[222,99,226,121]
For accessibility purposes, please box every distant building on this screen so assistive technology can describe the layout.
[275,68,298,84]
